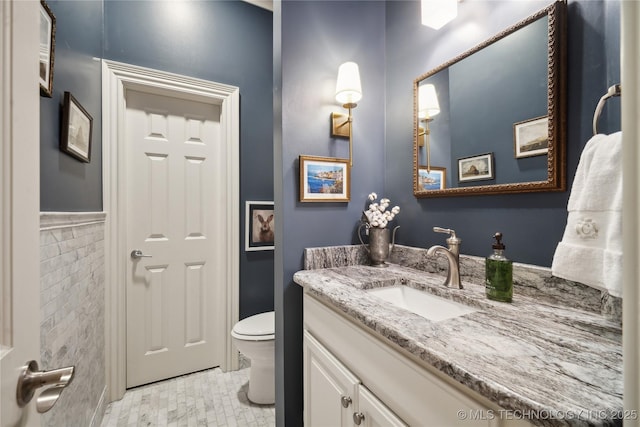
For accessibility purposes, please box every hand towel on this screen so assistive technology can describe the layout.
[551,131,622,297]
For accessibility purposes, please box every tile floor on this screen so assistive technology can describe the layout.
[101,367,275,427]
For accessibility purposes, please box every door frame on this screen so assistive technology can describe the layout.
[102,60,240,402]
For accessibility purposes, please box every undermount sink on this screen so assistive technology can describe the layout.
[367,285,477,321]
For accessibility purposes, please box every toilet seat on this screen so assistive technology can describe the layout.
[231,311,274,341]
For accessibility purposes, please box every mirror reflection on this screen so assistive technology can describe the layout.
[413,1,566,197]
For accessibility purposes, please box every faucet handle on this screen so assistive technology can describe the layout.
[433,227,462,248]
[433,227,457,239]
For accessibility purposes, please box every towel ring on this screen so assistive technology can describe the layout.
[592,84,621,135]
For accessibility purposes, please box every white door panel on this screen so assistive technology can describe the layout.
[1,1,41,425]
[125,90,226,388]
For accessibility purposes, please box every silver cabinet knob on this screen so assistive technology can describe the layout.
[353,412,365,425]
[16,360,75,413]
[130,249,152,259]
[341,395,352,408]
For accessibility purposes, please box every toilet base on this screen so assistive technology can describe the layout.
[247,358,275,405]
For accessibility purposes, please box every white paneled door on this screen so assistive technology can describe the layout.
[1,1,41,425]
[125,89,226,388]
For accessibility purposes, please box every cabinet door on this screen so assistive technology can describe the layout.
[304,331,360,427]
[354,385,408,427]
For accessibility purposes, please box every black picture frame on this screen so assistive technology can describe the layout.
[514,116,549,158]
[61,92,93,163]
[39,0,56,97]
[245,201,275,251]
[457,152,495,183]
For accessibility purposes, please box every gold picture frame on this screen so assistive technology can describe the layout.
[299,155,350,202]
[417,166,446,190]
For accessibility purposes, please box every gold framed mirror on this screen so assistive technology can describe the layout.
[413,0,566,197]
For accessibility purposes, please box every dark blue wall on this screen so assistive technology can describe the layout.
[448,16,548,185]
[385,0,621,267]
[40,0,274,319]
[419,69,453,186]
[40,0,103,212]
[103,0,274,319]
[277,1,386,424]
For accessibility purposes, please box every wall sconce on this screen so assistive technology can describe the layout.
[421,0,458,30]
[331,61,362,167]
[418,84,440,172]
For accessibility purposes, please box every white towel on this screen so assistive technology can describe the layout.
[551,131,622,297]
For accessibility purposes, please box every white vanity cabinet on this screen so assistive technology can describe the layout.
[303,293,532,427]
[356,385,408,427]
[304,330,407,426]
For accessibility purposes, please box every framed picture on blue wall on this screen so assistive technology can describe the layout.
[458,153,494,183]
[60,92,93,163]
[299,155,350,202]
[514,116,549,158]
[39,0,56,97]
[418,166,446,190]
[245,201,274,251]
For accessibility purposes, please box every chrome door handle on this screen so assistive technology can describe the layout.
[16,360,75,413]
[130,249,152,259]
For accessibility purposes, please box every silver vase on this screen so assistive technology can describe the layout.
[358,224,400,267]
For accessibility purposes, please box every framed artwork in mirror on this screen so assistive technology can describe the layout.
[39,0,56,97]
[245,201,275,251]
[299,155,350,202]
[418,166,446,190]
[514,116,549,158]
[61,92,93,163]
[413,0,566,197]
[458,153,494,183]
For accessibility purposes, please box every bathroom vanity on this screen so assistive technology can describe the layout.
[293,245,623,427]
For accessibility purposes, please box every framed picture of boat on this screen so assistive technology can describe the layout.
[299,155,350,202]
[418,166,446,190]
[514,116,549,158]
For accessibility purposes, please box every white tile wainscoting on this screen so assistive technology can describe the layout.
[40,212,107,427]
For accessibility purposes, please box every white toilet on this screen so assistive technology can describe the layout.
[231,311,275,405]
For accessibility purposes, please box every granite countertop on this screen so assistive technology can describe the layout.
[293,262,624,427]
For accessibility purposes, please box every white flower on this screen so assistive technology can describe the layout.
[362,193,400,229]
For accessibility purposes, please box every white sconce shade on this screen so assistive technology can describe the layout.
[335,61,362,105]
[419,84,440,119]
[421,0,458,30]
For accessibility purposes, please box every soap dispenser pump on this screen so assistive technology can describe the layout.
[485,232,513,302]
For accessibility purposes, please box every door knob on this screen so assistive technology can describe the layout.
[130,249,152,259]
[16,360,75,413]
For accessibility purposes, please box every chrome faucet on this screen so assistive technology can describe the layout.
[427,227,462,289]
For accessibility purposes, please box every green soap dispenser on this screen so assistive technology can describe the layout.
[485,232,513,302]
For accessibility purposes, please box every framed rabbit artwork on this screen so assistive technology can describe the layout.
[245,201,275,251]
